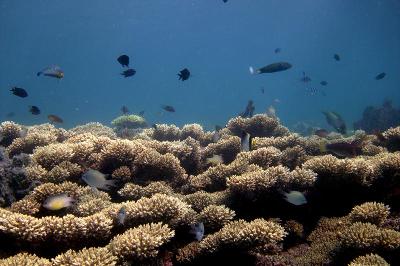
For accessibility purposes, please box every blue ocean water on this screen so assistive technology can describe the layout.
[1,0,399,131]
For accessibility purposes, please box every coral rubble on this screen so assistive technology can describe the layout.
[0,114,399,265]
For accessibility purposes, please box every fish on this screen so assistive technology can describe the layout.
[178,68,190,81]
[121,68,136,77]
[239,100,255,118]
[375,72,386,80]
[334,54,340,61]
[274,48,281,53]
[223,0,228,2]
[240,131,251,152]
[300,72,311,83]
[322,111,346,134]
[273,98,281,104]
[261,87,265,94]
[37,66,64,79]
[117,55,130,67]
[10,87,28,98]
[283,191,307,206]
[189,222,204,241]
[117,206,127,225]
[121,106,129,114]
[5,112,15,118]
[206,154,224,165]
[43,193,74,211]
[138,110,145,116]
[320,140,362,158]
[82,169,117,190]
[320,81,328,86]
[314,129,329,138]
[249,62,292,75]
[266,105,276,118]
[48,114,63,124]
[162,105,175,112]
[29,106,40,115]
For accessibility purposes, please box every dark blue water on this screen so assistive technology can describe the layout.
[1,0,399,130]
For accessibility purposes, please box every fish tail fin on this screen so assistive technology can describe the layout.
[319,141,327,153]
[249,66,255,75]
[105,179,118,188]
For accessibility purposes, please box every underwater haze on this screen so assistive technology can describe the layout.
[1,0,400,130]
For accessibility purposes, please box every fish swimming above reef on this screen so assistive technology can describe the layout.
[178,68,190,81]
[266,105,276,118]
[10,87,28,98]
[117,55,130,67]
[43,193,74,211]
[206,154,224,165]
[239,100,255,118]
[333,54,340,61]
[322,111,346,134]
[189,222,205,241]
[82,169,117,190]
[300,72,311,83]
[249,62,292,75]
[121,105,129,115]
[121,68,136,78]
[274,48,281,53]
[320,140,363,158]
[48,114,63,124]
[117,206,127,225]
[375,72,386,80]
[320,81,328,86]
[240,131,252,152]
[282,191,307,206]
[29,106,40,115]
[314,129,329,138]
[162,105,175,112]
[37,66,64,79]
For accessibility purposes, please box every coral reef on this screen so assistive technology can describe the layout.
[0,115,399,265]
[354,100,400,133]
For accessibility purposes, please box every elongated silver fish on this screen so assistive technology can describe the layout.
[37,65,64,79]
[82,169,117,190]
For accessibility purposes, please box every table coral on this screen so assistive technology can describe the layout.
[0,115,399,265]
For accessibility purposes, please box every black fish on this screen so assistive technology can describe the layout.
[250,62,292,74]
[274,48,281,53]
[300,72,311,83]
[29,106,40,115]
[117,55,130,67]
[322,111,346,134]
[320,140,362,158]
[320,81,328,86]
[239,100,255,118]
[11,87,28,98]
[178,68,190,81]
[261,87,265,94]
[121,106,129,114]
[162,105,175,112]
[121,69,136,78]
[334,54,340,61]
[375,72,386,80]
[223,0,228,2]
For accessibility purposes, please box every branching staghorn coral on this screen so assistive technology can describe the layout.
[199,205,235,231]
[348,253,389,266]
[183,190,229,212]
[0,252,51,266]
[111,114,147,130]
[382,126,400,151]
[51,247,117,266]
[348,202,390,225]
[0,121,23,147]
[68,122,117,138]
[176,218,287,263]
[118,181,175,200]
[226,114,290,138]
[203,135,241,163]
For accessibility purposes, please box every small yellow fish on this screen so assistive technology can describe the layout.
[206,155,223,165]
[43,193,74,211]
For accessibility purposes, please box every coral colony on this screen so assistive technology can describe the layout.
[0,114,399,265]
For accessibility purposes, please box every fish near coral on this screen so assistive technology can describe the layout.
[319,139,363,158]
[240,131,255,152]
[117,206,127,225]
[282,191,307,206]
[314,129,329,138]
[249,62,292,75]
[322,111,346,134]
[189,222,204,241]
[43,193,74,211]
[48,114,63,124]
[82,169,117,190]
[29,106,40,115]
[37,66,64,79]
[206,154,224,166]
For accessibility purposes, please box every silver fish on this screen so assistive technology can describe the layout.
[118,206,127,225]
[189,222,204,241]
[82,169,117,190]
[283,191,307,206]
